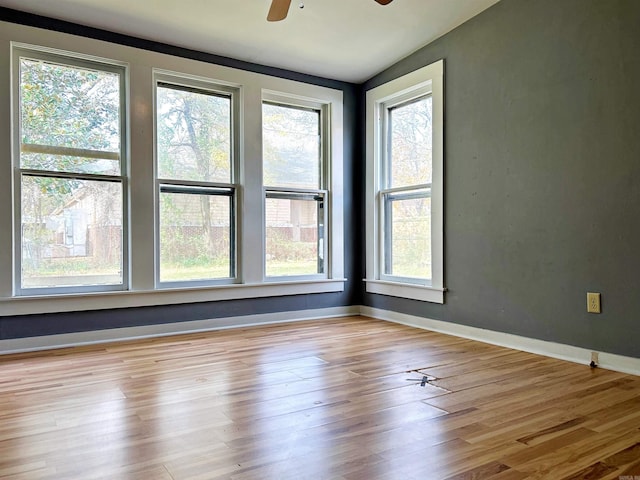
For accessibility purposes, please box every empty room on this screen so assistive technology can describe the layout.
[0,0,639,478]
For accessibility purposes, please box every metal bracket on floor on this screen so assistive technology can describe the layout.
[406,375,430,387]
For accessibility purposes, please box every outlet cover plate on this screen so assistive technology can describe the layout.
[587,292,601,314]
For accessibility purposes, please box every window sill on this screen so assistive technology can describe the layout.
[364,279,445,304]
[0,279,346,317]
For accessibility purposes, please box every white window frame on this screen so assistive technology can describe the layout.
[0,24,345,316]
[262,92,330,282]
[365,60,445,303]
[11,45,129,296]
[153,71,240,288]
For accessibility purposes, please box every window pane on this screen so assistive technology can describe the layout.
[385,195,431,280]
[263,103,320,189]
[157,85,231,183]
[265,197,322,276]
[159,192,232,282]
[20,58,121,176]
[389,96,432,188]
[21,176,123,288]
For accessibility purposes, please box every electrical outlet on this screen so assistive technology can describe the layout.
[587,292,601,314]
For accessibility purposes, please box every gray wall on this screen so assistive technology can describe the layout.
[364,0,640,358]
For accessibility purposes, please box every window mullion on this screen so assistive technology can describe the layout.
[21,169,125,184]
[21,143,121,161]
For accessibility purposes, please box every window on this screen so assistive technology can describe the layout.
[155,76,238,285]
[14,48,127,295]
[3,33,344,315]
[382,96,432,281]
[262,99,327,278]
[365,60,444,303]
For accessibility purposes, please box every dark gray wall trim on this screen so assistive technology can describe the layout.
[363,0,640,358]
[0,293,350,340]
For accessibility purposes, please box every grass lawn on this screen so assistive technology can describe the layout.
[161,260,319,281]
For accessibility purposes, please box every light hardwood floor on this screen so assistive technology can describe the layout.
[1,316,639,479]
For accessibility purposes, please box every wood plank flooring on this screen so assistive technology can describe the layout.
[0,316,639,479]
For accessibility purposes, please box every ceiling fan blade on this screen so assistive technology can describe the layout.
[267,0,292,21]
[374,0,394,4]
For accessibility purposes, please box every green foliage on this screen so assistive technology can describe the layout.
[265,227,319,276]
[263,103,320,189]
[389,96,433,187]
[20,58,120,166]
[388,197,431,279]
[156,86,231,183]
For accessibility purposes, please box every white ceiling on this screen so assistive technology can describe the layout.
[0,0,500,83]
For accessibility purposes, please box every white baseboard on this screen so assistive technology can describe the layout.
[3,304,639,378]
[360,306,640,377]
[0,306,360,355]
